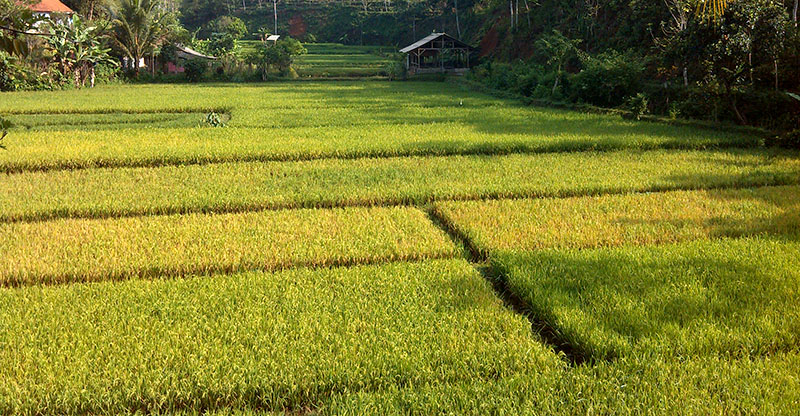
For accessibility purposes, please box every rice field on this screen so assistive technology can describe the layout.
[493,236,800,360]
[237,41,392,78]
[1,79,799,414]
[434,185,800,255]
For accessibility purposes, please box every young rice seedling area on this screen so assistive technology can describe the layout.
[1,81,799,414]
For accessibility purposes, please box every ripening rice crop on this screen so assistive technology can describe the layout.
[3,150,798,223]
[0,259,562,414]
[323,351,800,415]
[0,81,758,174]
[493,236,800,360]
[434,185,800,254]
[0,81,501,114]
[0,116,759,173]
[0,206,458,286]
[4,112,206,131]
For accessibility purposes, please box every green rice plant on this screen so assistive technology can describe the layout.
[0,206,458,287]
[2,150,798,223]
[0,259,562,414]
[493,236,800,360]
[323,352,800,414]
[435,185,800,254]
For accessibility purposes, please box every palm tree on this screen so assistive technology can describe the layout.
[697,0,730,19]
[108,0,173,74]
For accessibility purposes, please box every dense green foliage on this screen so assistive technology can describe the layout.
[468,0,800,129]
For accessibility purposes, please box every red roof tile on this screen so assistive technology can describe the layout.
[23,0,74,13]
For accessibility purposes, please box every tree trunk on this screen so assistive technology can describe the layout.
[509,1,514,29]
[454,0,461,39]
[88,0,94,20]
[725,83,747,125]
[90,64,96,88]
[273,0,278,33]
[74,68,81,89]
[774,59,779,91]
[682,65,688,87]
[794,0,798,26]
[748,52,753,84]
[552,64,560,95]
[523,0,531,26]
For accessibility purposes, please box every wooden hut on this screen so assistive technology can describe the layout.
[399,32,472,75]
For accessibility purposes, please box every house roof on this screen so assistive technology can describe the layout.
[399,33,472,53]
[175,45,217,61]
[23,0,74,13]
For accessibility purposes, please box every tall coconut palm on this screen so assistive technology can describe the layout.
[109,0,173,74]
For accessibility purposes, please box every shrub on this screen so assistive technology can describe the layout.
[248,37,307,79]
[0,115,10,149]
[385,59,407,81]
[183,59,207,82]
[0,51,29,92]
[570,51,644,107]
[624,93,650,120]
[202,112,225,127]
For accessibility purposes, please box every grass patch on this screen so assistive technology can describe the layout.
[0,206,458,286]
[0,259,561,414]
[493,236,800,360]
[2,150,798,223]
[435,185,800,254]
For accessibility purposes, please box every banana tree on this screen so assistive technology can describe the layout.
[46,15,115,87]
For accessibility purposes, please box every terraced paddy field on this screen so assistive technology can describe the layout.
[238,42,392,78]
[1,81,799,414]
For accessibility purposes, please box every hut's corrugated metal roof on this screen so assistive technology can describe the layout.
[176,45,217,60]
[399,33,472,53]
[399,33,446,53]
